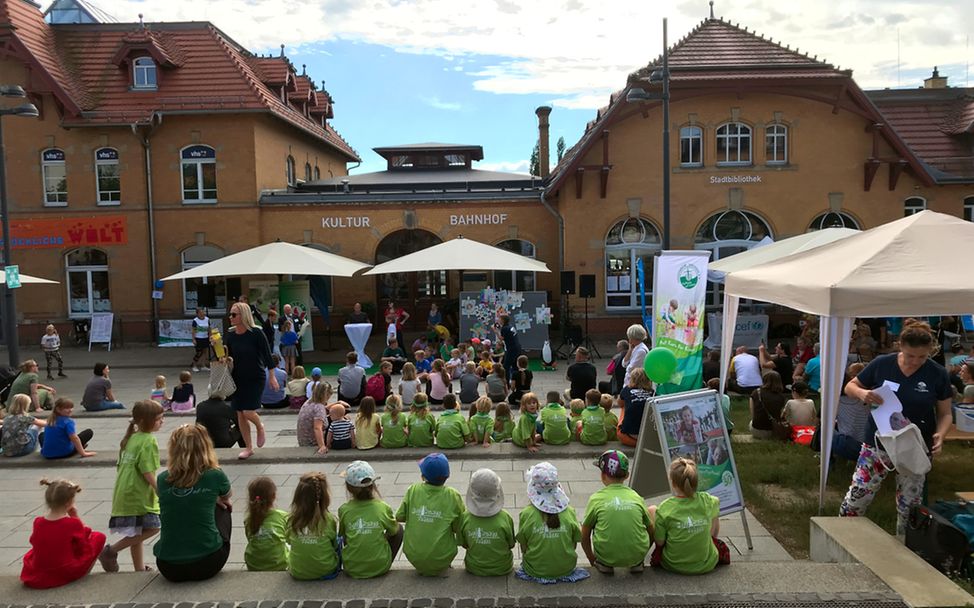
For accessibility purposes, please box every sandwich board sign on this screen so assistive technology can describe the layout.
[89,312,113,351]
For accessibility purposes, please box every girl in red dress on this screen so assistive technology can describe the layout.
[21,478,106,588]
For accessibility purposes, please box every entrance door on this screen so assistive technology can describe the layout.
[375,230,446,332]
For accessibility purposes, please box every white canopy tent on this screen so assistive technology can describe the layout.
[161,241,370,281]
[708,227,859,277]
[721,210,974,512]
[363,236,551,275]
[0,272,58,285]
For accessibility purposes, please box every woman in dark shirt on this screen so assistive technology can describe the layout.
[749,371,786,440]
[221,301,276,460]
[759,343,793,388]
[617,368,655,447]
[499,315,522,382]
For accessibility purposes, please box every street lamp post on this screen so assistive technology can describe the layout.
[626,18,671,250]
[0,85,40,367]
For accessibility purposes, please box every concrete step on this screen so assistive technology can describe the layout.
[810,516,974,608]
[0,562,897,606]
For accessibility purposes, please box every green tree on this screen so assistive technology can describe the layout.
[556,136,566,163]
[529,139,540,176]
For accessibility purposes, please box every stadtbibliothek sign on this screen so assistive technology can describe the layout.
[709,175,763,184]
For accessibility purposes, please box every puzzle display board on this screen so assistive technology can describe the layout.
[458,289,550,351]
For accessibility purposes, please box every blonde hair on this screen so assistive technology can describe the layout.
[39,478,81,510]
[290,472,331,534]
[358,396,376,425]
[401,362,417,381]
[45,324,56,334]
[520,392,539,410]
[155,375,167,389]
[411,393,429,418]
[19,359,37,372]
[120,400,164,453]
[311,381,333,404]
[669,458,698,498]
[8,394,31,416]
[569,398,585,415]
[464,361,477,373]
[599,393,614,412]
[293,366,306,380]
[476,396,492,415]
[629,368,653,391]
[166,424,219,488]
[232,302,261,330]
[385,394,402,423]
[246,476,277,537]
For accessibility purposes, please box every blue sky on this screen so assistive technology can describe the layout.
[81,1,974,175]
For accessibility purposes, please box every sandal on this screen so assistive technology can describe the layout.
[98,545,119,573]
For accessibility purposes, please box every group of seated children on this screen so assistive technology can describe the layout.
[1,395,96,459]
[294,382,621,454]
[149,371,197,413]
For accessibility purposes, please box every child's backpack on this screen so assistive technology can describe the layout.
[365,373,386,402]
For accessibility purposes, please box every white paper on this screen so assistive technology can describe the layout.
[619,275,631,291]
[607,275,619,292]
[871,383,904,435]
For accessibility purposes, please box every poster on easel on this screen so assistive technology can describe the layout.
[89,312,113,352]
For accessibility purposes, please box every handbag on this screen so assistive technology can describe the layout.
[757,390,791,441]
[208,360,237,400]
[874,423,931,477]
[906,505,971,575]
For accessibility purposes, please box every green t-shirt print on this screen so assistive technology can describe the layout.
[154,468,231,563]
[407,413,436,447]
[512,411,538,447]
[396,482,464,576]
[244,508,289,571]
[380,412,408,448]
[579,406,608,445]
[435,409,470,449]
[287,512,339,580]
[339,498,399,579]
[470,413,493,444]
[582,484,651,567]
[654,491,720,575]
[111,432,160,517]
[459,510,515,576]
[541,404,571,445]
[515,505,581,579]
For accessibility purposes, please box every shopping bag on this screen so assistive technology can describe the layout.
[208,360,237,400]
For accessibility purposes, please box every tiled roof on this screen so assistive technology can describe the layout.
[0,0,358,161]
[867,88,974,179]
[548,16,934,192]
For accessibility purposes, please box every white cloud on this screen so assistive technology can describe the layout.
[477,159,531,174]
[98,1,974,108]
[420,95,463,111]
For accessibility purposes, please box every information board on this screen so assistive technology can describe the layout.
[89,312,113,351]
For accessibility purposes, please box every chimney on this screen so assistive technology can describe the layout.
[923,66,948,89]
[535,106,552,178]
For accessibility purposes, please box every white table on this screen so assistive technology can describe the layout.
[344,323,373,368]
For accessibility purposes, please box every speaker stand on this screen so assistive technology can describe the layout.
[580,296,601,358]
[554,293,576,360]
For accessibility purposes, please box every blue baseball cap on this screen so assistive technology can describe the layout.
[311,367,322,377]
[419,453,450,486]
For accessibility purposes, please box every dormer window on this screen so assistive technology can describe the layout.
[133,57,157,89]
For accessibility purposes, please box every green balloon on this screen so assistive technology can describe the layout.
[644,346,677,384]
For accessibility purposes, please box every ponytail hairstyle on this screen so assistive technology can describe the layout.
[545,512,562,529]
[40,478,82,511]
[412,393,429,418]
[358,396,376,425]
[120,400,165,453]
[433,358,450,387]
[493,402,511,432]
[900,319,937,352]
[47,397,74,427]
[246,476,278,537]
[290,472,331,534]
[669,457,699,498]
[385,394,402,423]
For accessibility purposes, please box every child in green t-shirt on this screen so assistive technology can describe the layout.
[578,389,608,445]
[469,397,494,447]
[396,453,465,576]
[602,394,619,442]
[287,472,340,580]
[460,468,515,576]
[380,395,408,448]
[435,394,472,449]
[244,476,289,571]
[338,460,403,579]
[648,458,730,574]
[569,398,585,436]
[581,450,651,573]
[540,391,571,445]
[515,462,589,583]
[406,394,436,447]
[512,393,541,453]
[492,402,515,442]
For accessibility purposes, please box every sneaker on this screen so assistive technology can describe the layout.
[98,545,119,572]
[629,563,645,574]
[593,561,614,575]
[46,375,55,380]
[192,366,200,372]
[58,372,67,378]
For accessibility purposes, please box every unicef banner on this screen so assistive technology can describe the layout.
[652,251,711,395]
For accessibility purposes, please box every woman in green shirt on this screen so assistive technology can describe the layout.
[515,462,589,583]
[154,424,232,582]
[8,359,55,411]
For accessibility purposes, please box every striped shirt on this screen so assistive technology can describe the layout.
[328,419,354,442]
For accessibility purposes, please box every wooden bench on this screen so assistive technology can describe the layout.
[810,517,974,608]
[955,491,974,502]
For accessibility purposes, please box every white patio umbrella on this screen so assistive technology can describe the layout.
[161,241,370,281]
[0,272,58,284]
[721,210,974,512]
[363,236,551,275]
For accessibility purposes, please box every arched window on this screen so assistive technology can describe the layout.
[180,145,217,203]
[493,239,536,291]
[605,217,661,309]
[95,147,120,204]
[304,162,312,182]
[181,245,227,314]
[904,196,926,216]
[765,124,787,165]
[716,122,752,165]
[965,196,974,222]
[133,56,157,89]
[313,166,321,181]
[65,248,109,317]
[42,148,67,206]
[680,126,702,167]
[695,210,772,306]
[286,155,296,187]
[809,211,859,231]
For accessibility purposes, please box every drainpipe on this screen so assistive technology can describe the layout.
[133,116,160,342]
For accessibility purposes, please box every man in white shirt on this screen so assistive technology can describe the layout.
[729,345,763,395]
[337,351,366,408]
